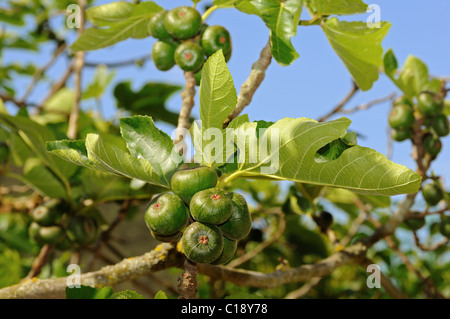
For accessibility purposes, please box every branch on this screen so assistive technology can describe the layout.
[0,243,183,299]
[227,210,286,268]
[40,62,74,106]
[0,242,368,299]
[20,43,67,103]
[24,244,54,280]
[318,81,359,122]
[84,54,151,68]
[223,39,272,127]
[339,92,397,115]
[67,0,86,140]
[198,243,366,288]
[284,277,321,299]
[174,71,196,154]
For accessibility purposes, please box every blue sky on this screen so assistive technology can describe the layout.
[3,0,450,188]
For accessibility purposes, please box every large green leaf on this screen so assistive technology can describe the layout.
[113,82,182,126]
[84,133,168,188]
[47,140,102,171]
[224,117,421,196]
[71,2,162,51]
[86,1,134,26]
[82,65,116,100]
[19,157,68,199]
[383,50,430,98]
[236,0,302,66]
[194,51,237,167]
[120,116,181,185]
[322,18,390,91]
[200,51,237,131]
[213,0,237,8]
[306,0,368,15]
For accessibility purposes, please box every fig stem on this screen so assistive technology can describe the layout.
[177,259,198,299]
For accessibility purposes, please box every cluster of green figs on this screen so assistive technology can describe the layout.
[388,91,448,153]
[388,91,449,232]
[28,200,99,250]
[145,166,252,265]
[148,6,232,81]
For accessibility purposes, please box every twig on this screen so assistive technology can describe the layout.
[20,43,67,103]
[284,277,321,299]
[318,81,359,122]
[412,231,449,252]
[178,259,198,299]
[174,71,196,155]
[227,210,286,268]
[339,91,397,115]
[84,54,151,68]
[40,62,74,106]
[223,39,272,127]
[24,245,54,280]
[67,0,86,140]
[0,243,368,299]
[341,207,367,247]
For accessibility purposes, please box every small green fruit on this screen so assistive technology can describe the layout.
[165,6,202,40]
[431,114,449,137]
[170,166,218,204]
[423,134,442,157]
[417,92,443,116]
[31,205,57,226]
[219,192,252,240]
[152,40,177,71]
[150,230,183,243]
[148,10,171,40]
[393,96,413,108]
[39,225,65,245]
[211,236,237,265]
[145,193,189,236]
[29,221,43,244]
[439,217,450,237]
[404,214,426,231]
[391,128,413,142]
[181,222,224,264]
[174,41,205,72]
[67,216,98,246]
[388,104,415,129]
[190,188,233,225]
[200,25,232,57]
[422,183,444,206]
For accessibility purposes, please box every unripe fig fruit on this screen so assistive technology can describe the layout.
[181,222,224,264]
[218,192,252,240]
[190,188,233,225]
[67,215,98,246]
[164,6,202,40]
[148,10,171,40]
[145,193,189,236]
[422,182,444,206]
[170,166,218,204]
[211,236,237,265]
